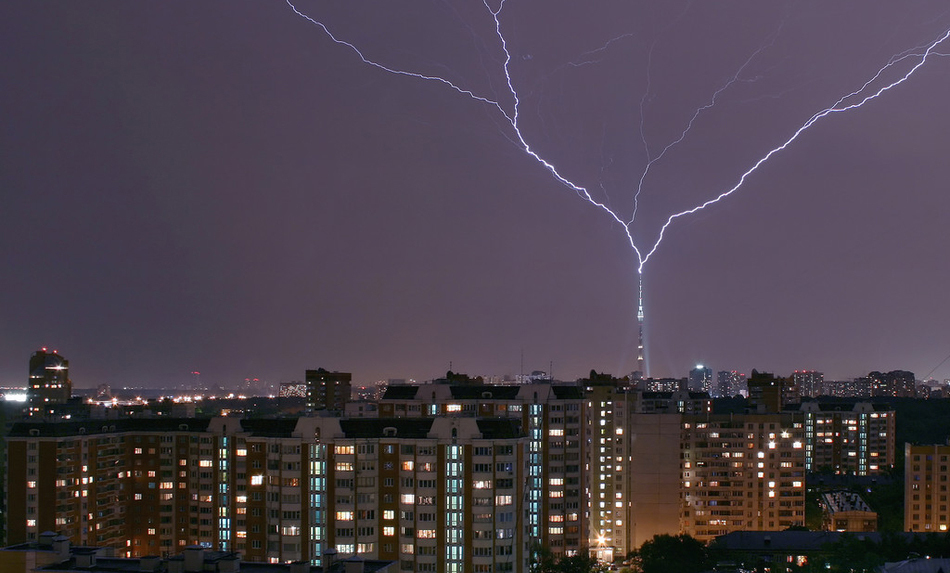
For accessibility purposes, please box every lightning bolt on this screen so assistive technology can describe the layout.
[284,0,950,375]
[641,32,950,267]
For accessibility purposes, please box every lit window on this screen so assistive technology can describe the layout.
[250,475,264,486]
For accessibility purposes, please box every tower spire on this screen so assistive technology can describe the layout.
[637,275,646,377]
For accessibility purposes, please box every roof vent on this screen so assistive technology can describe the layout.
[75,548,97,568]
[140,555,162,572]
[383,427,397,437]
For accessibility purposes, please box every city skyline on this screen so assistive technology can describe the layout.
[3,2,950,388]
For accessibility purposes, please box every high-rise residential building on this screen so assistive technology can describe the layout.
[27,348,71,416]
[688,365,713,394]
[306,368,352,412]
[637,378,684,393]
[716,371,747,398]
[378,380,589,559]
[582,375,634,562]
[793,371,824,398]
[792,402,895,475]
[747,371,799,413]
[6,416,534,572]
[680,413,807,542]
[869,370,917,398]
[583,374,717,559]
[905,443,950,533]
[626,413,683,549]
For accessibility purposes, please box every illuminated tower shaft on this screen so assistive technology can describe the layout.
[637,275,646,377]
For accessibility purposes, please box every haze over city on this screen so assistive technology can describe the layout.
[3,1,950,389]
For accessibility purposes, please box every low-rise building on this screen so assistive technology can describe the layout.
[820,491,877,532]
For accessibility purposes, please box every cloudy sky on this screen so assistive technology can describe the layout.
[3,1,950,388]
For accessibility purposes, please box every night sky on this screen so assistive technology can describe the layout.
[3,1,950,388]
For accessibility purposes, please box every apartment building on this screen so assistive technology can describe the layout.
[905,443,950,533]
[793,401,895,475]
[680,413,807,542]
[584,376,714,559]
[626,413,682,550]
[378,381,589,558]
[6,416,535,572]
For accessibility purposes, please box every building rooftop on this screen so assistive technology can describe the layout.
[380,385,419,400]
[449,385,521,400]
[8,418,211,438]
[821,490,875,513]
[475,419,526,440]
[240,418,300,438]
[338,418,434,438]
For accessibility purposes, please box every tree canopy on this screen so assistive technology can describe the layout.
[534,547,609,573]
[629,534,711,573]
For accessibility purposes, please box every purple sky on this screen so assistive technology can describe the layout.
[3,1,950,388]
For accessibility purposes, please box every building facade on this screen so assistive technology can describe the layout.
[306,369,352,413]
[6,416,539,572]
[27,348,71,416]
[378,381,589,559]
[716,371,747,399]
[794,401,895,475]
[688,366,713,394]
[793,371,824,398]
[680,413,807,542]
[905,443,950,533]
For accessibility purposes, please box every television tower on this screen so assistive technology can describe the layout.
[637,278,646,377]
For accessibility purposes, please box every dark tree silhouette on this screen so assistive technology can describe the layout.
[630,534,710,573]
